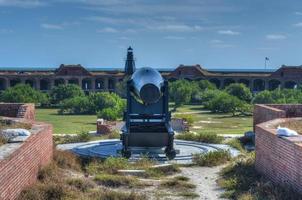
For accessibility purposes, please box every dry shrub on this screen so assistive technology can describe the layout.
[53,150,82,171]
[0,136,7,146]
[88,189,146,200]
[145,164,180,178]
[66,178,95,192]
[176,132,224,144]
[94,174,138,188]
[193,150,231,167]
[37,163,60,182]
[86,157,129,175]
[18,183,66,200]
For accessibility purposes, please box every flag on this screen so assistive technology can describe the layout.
[265,57,269,61]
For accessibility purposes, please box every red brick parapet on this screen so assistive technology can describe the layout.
[0,103,35,121]
[253,104,302,131]
[255,117,302,193]
[0,119,53,200]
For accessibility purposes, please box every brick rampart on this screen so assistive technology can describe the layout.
[255,118,302,193]
[253,104,302,130]
[0,103,35,121]
[254,104,302,193]
[0,121,53,200]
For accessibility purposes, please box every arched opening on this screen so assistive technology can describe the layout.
[40,79,51,91]
[0,79,6,90]
[10,79,21,87]
[95,79,104,90]
[238,79,250,88]
[68,79,79,85]
[223,78,235,88]
[55,79,65,86]
[253,79,265,92]
[25,79,35,88]
[108,79,115,90]
[82,78,92,90]
[268,79,281,90]
[285,81,297,89]
[209,78,221,88]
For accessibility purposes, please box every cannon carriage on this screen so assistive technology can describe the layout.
[121,67,176,159]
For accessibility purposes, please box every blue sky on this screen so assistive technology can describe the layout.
[0,0,302,70]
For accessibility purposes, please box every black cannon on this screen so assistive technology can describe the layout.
[121,67,176,159]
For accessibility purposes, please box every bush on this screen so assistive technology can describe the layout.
[225,83,252,102]
[170,80,193,108]
[86,157,129,175]
[173,114,194,126]
[252,90,274,104]
[58,92,125,119]
[50,84,84,104]
[66,178,95,192]
[196,80,216,91]
[193,150,231,166]
[176,132,224,144]
[94,174,138,187]
[97,108,120,121]
[206,91,248,115]
[53,150,82,171]
[0,84,49,105]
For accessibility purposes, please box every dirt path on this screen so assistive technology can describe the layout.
[180,166,227,200]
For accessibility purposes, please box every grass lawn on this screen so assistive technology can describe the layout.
[36,108,97,135]
[173,105,253,135]
[36,104,252,135]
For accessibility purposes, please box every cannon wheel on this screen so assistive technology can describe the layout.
[122,149,131,159]
[165,148,176,160]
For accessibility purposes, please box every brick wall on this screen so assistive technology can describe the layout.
[255,118,302,193]
[0,121,53,200]
[253,104,302,130]
[0,103,35,121]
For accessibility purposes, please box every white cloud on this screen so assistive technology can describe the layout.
[97,27,118,33]
[41,23,64,30]
[293,22,302,27]
[164,36,185,40]
[266,34,287,40]
[209,39,223,44]
[0,28,13,34]
[0,0,46,8]
[218,30,240,35]
[152,24,203,32]
[295,11,302,15]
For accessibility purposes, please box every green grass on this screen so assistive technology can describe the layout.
[36,104,252,135]
[173,104,252,135]
[36,108,97,134]
[176,132,224,144]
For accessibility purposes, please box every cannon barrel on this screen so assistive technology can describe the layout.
[130,67,164,104]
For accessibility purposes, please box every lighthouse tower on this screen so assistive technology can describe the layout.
[124,46,136,75]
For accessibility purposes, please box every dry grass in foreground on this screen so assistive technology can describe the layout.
[18,150,198,200]
[218,152,302,200]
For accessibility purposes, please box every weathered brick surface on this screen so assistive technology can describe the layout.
[0,103,35,121]
[254,104,302,193]
[253,104,302,130]
[0,122,53,200]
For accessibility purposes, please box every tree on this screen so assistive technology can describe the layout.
[196,80,216,91]
[115,76,130,98]
[225,83,252,102]
[50,84,84,104]
[169,80,193,109]
[0,84,49,105]
[207,91,247,116]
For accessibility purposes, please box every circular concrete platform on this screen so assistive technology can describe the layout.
[57,139,240,164]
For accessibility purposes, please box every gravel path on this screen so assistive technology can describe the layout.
[180,166,227,200]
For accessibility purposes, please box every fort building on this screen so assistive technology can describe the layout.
[0,47,301,93]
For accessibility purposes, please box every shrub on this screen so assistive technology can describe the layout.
[170,80,193,109]
[53,150,82,171]
[145,164,180,178]
[94,174,138,187]
[0,136,7,146]
[225,83,252,102]
[86,157,129,175]
[0,84,49,105]
[207,91,247,115]
[58,96,92,114]
[193,150,231,167]
[160,178,196,190]
[50,84,84,104]
[176,132,224,144]
[97,107,120,121]
[174,114,194,126]
[226,138,245,152]
[196,80,217,91]
[37,163,60,182]
[18,183,66,200]
[66,178,95,192]
[252,90,274,104]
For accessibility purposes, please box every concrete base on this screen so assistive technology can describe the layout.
[57,139,240,164]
